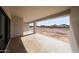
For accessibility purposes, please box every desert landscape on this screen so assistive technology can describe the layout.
[29,27,71,43]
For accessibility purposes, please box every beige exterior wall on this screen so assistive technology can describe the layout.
[70,7,79,52]
[11,16,23,38]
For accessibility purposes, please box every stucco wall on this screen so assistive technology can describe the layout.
[11,16,23,38]
[70,7,79,52]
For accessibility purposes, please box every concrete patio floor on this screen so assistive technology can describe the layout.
[21,33,72,53]
[7,33,72,53]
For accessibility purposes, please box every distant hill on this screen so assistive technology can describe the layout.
[36,24,70,28]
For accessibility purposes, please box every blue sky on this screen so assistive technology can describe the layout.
[36,16,70,26]
[29,16,70,26]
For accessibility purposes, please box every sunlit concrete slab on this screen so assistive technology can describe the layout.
[20,33,72,53]
[23,31,33,35]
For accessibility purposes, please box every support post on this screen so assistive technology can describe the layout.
[33,22,36,33]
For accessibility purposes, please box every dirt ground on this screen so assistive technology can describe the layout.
[34,27,71,43]
[28,27,71,43]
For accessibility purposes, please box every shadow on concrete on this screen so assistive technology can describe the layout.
[6,37,27,53]
[6,32,35,53]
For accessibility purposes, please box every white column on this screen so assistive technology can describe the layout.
[23,23,29,32]
[11,16,23,38]
[33,22,36,33]
[70,7,79,52]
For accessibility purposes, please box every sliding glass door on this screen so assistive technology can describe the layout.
[0,11,6,52]
[0,8,10,52]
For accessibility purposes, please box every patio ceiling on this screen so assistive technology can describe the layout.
[6,6,70,22]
